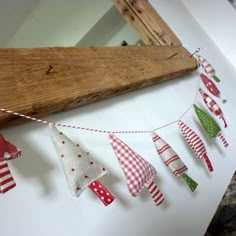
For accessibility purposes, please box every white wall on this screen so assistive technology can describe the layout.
[181,0,236,70]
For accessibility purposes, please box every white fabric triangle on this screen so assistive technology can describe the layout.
[49,125,108,197]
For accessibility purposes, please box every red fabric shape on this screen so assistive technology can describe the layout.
[0,133,21,162]
[178,121,213,172]
[109,134,164,206]
[0,161,16,194]
[88,180,115,206]
[200,73,227,103]
[199,88,227,128]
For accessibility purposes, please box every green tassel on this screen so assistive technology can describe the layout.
[193,104,221,139]
[181,173,198,192]
[213,75,221,83]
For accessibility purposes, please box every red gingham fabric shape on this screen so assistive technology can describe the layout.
[178,120,213,172]
[109,134,164,205]
[0,161,16,194]
[199,88,227,128]
[200,73,227,103]
[0,133,21,162]
[151,132,187,177]
[49,125,115,206]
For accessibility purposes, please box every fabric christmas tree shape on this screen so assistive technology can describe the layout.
[151,132,198,192]
[200,73,227,103]
[178,121,213,172]
[109,134,164,206]
[0,133,21,162]
[196,54,221,82]
[0,133,21,194]
[193,104,228,147]
[199,88,227,128]
[49,125,115,206]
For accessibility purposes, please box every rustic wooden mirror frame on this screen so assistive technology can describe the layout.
[0,0,197,127]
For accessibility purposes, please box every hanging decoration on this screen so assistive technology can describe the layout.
[178,121,213,172]
[49,125,115,206]
[0,49,230,206]
[151,132,198,192]
[0,133,21,194]
[200,73,227,103]
[109,133,164,206]
[193,104,228,147]
[196,54,221,82]
[199,88,227,128]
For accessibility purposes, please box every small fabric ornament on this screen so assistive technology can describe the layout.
[193,104,228,147]
[196,54,220,82]
[199,88,227,128]
[109,134,164,206]
[151,132,198,192]
[200,73,227,103]
[49,125,115,206]
[0,133,21,162]
[178,121,213,172]
[0,161,16,194]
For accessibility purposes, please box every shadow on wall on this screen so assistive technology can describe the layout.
[228,0,236,9]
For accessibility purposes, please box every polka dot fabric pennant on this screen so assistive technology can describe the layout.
[109,134,164,206]
[49,125,115,206]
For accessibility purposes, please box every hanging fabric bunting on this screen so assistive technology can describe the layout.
[49,125,115,206]
[193,104,228,147]
[0,161,16,194]
[0,133,21,162]
[109,133,164,206]
[196,54,221,82]
[151,132,198,192]
[199,88,227,128]
[178,121,213,172]
[200,73,227,103]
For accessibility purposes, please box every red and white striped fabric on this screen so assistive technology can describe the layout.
[218,132,229,148]
[196,54,216,78]
[109,134,164,206]
[151,132,187,177]
[0,133,21,162]
[0,161,16,194]
[199,88,227,128]
[178,121,213,172]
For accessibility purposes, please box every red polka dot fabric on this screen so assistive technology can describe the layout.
[49,125,109,198]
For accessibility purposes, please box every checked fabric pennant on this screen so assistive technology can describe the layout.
[109,133,164,206]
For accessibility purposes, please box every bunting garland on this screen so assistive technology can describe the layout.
[0,50,230,207]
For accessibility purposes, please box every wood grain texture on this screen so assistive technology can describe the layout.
[0,46,197,127]
[113,0,181,46]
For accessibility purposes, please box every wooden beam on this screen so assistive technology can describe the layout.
[113,0,182,46]
[0,46,197,127]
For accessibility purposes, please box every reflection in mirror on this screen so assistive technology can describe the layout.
[76,6,143,47]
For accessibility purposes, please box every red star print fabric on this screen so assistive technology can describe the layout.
[49,125,115,206]
[109,134,164,206]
